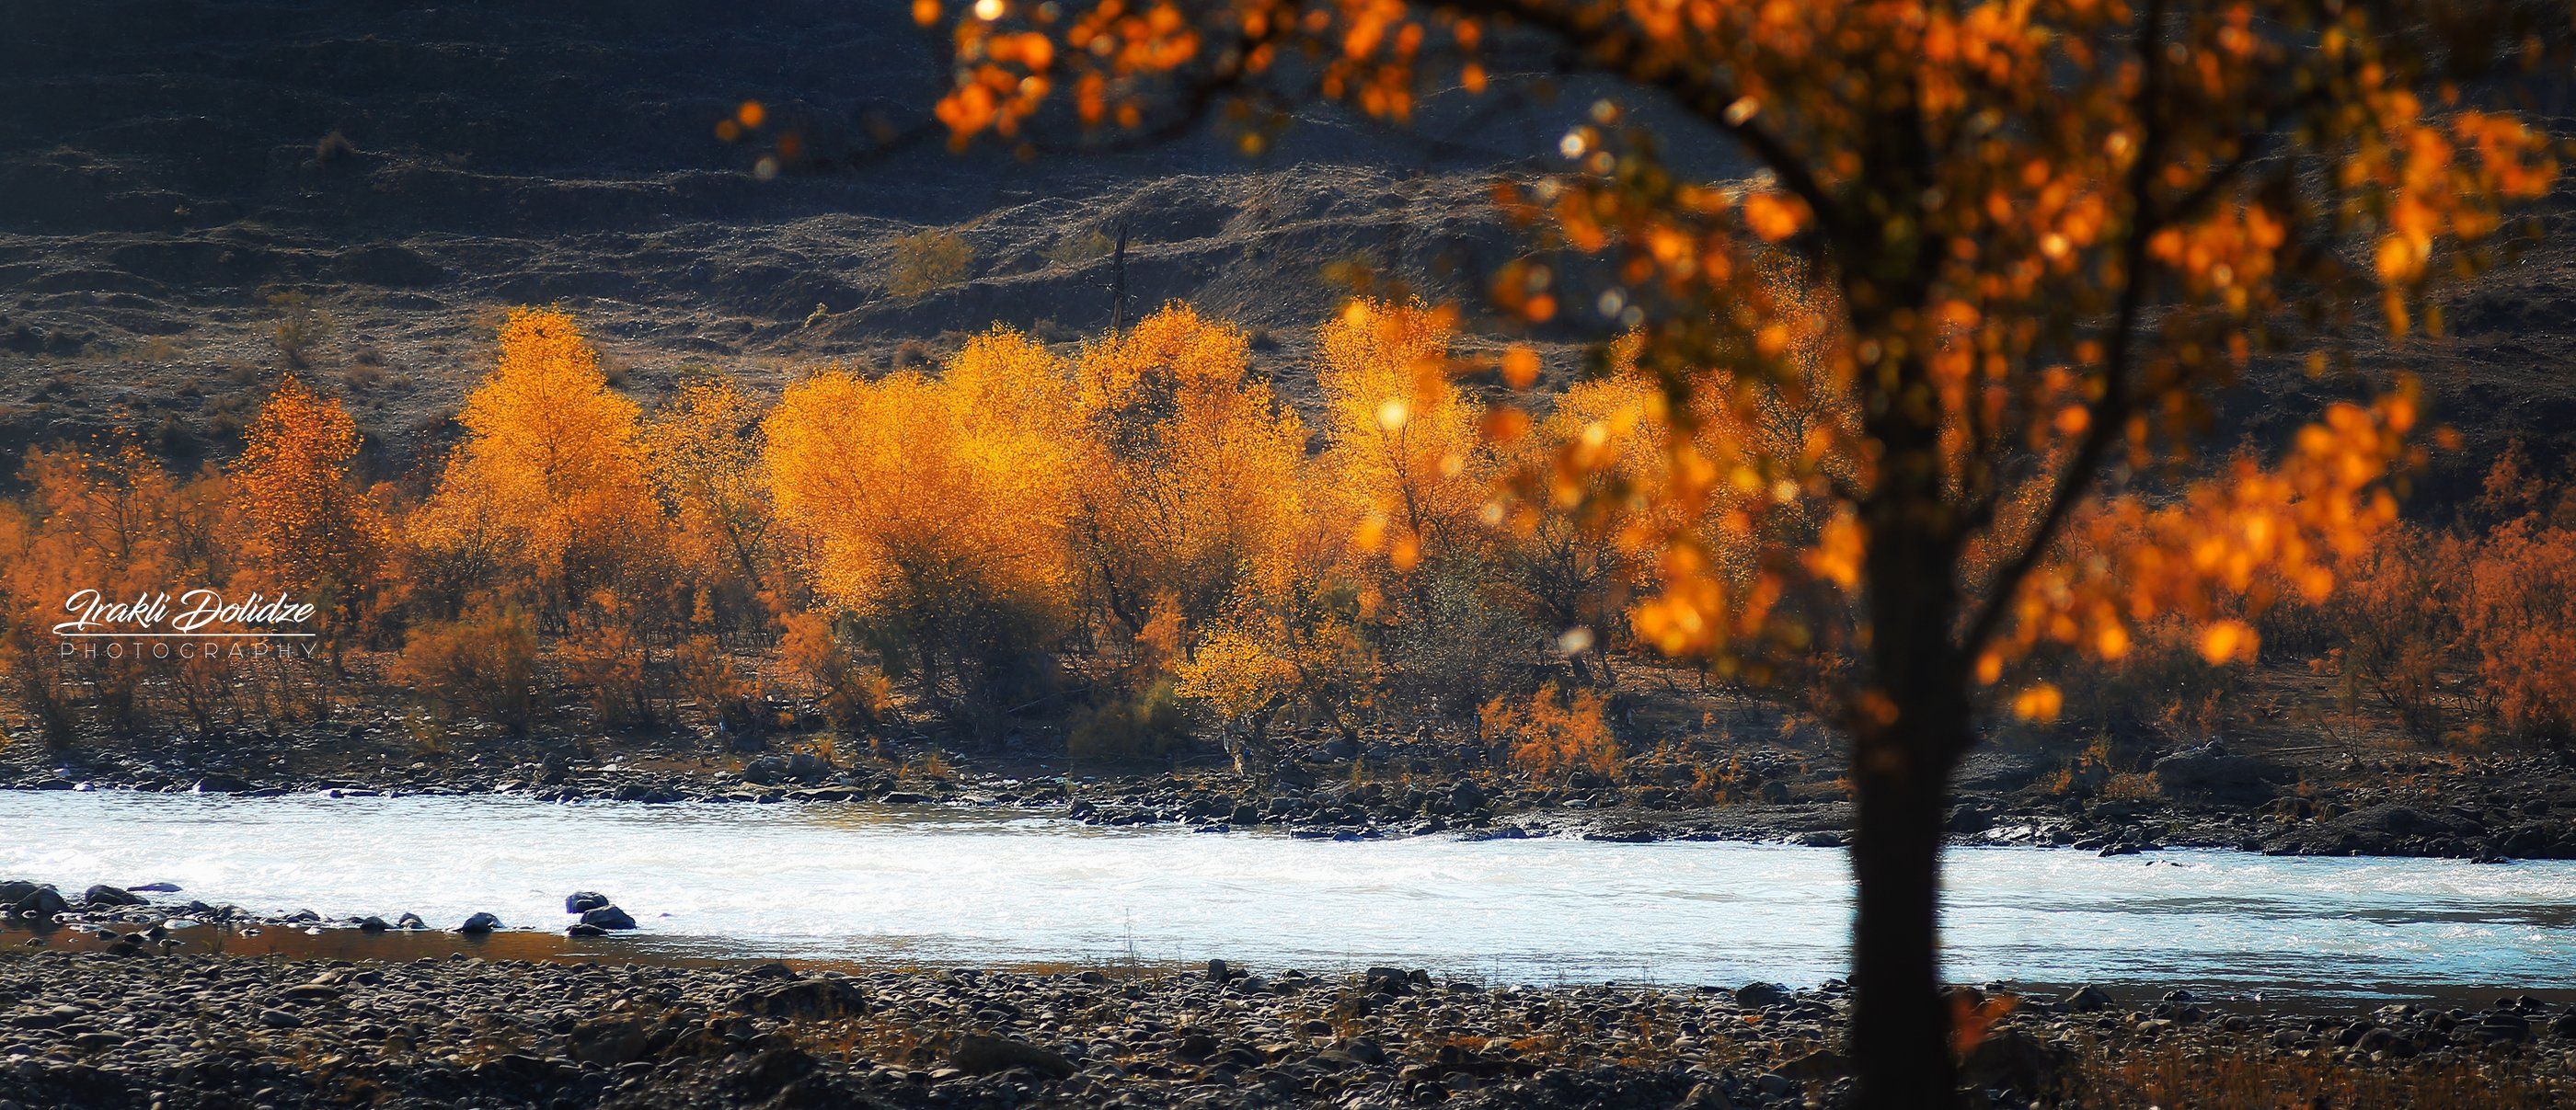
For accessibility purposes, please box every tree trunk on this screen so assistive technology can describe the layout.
[1850,721,1961,1109]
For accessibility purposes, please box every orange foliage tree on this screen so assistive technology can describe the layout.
[924,1,2569,1100]
[1069,303,1313,645]
[641,369,776,641]
[763,327,1083,711]
[413,308,664,619]
[232,375,383,650]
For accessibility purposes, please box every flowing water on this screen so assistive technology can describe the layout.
[5,790,2573,1001]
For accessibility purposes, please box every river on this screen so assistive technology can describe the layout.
[5,789,2572,1001]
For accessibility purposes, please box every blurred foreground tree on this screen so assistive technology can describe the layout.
[919,0,2567,1102]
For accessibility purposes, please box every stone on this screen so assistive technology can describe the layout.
[740,978,868,1019]
[2151,743,2284,806]
[1734,981,1787,1009]
[457,912,501,934]
[579,905,638,931]
[564,891,611,914]
[949,1033,1075,1078]
[81,885,144,907]
[11,886,66,920]
[568,1018,653,1066]
[2064,985,2113,1013]
[1961,1030,2062,1093]
[394,912,426,930]
[357,916,390,933]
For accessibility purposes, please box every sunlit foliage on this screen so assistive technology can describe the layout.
[763,327,1083,709]
[1317,299,1487,585]
[232,376,383,628]
[413,309,663,615]
[1070,304,1312,643]
[642,370,774,638]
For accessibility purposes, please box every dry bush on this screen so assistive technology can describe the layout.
[675,633,761,735]
[886,228,973,297]
[267,291,332,369]
[1067,679,1190,761]
[559,594,654,729]
[1483,682,1621,784]
[395,595,537,728]
[778,610,889,728]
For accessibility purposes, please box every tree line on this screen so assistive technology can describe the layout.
[2,303,2566,767]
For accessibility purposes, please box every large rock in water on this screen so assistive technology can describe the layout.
[457,911,502,934]
[579,905,638,931]
[83,885,144,907]
[564,891,611,914]
[11,885,67,919]
[2151,743,2284,805]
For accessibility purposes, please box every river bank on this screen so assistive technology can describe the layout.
[6,735,2575,862]
[2,947,2570,1109]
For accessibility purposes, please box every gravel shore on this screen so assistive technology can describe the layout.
[3,944,2574,1109]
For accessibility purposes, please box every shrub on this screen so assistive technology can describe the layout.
[779,610,890,728]
[560,595,654,729]
[676,634,762,735]
[887,228,973,297]
[1482,683,1621,784]
[1067,679,1190,762]
[395,596,537,728]
[267,291,332,369]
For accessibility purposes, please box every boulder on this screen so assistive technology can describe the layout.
[579,905,638,931]
[949,1033,1075,1078]
[457,911,502,934]
[394,912,426,930]
[82,885,145,908]
[739,978,869,1019]
[1961,1030,2064,1093]
[357,916,390,933]
[564,891,611,914]
[568,1018,653,1066]
[2150,743,2285,806]
[1734,981,1788,1009]
[12,886,67,919]
[2064,985,2113,1013]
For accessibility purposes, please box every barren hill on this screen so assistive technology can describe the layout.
[1,0,2569,502]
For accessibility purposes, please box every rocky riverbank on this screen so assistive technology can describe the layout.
[2,946,2571,1109]
[8,736,2576,864]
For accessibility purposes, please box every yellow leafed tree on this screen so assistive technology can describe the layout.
[231,375,383,636]
[414,308,662,614]
[1070,303,1313,644]
[1316,299,1487,585]
[763,327,1081,708]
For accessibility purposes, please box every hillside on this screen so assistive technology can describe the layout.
[0,0,2569,503]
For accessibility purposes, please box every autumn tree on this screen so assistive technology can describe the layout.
[1317,299,1489,586]
[232,375,383,652]
[763,327,1083,713]
[1070,303,1313,647]
[642,369,776,641]
[924,1,2568,1102]
[413,308,664,620]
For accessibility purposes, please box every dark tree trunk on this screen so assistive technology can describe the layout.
[1849,709,1966,1108]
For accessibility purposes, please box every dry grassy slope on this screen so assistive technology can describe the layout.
[0,0,2568,506]
[0,0,1583,479]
